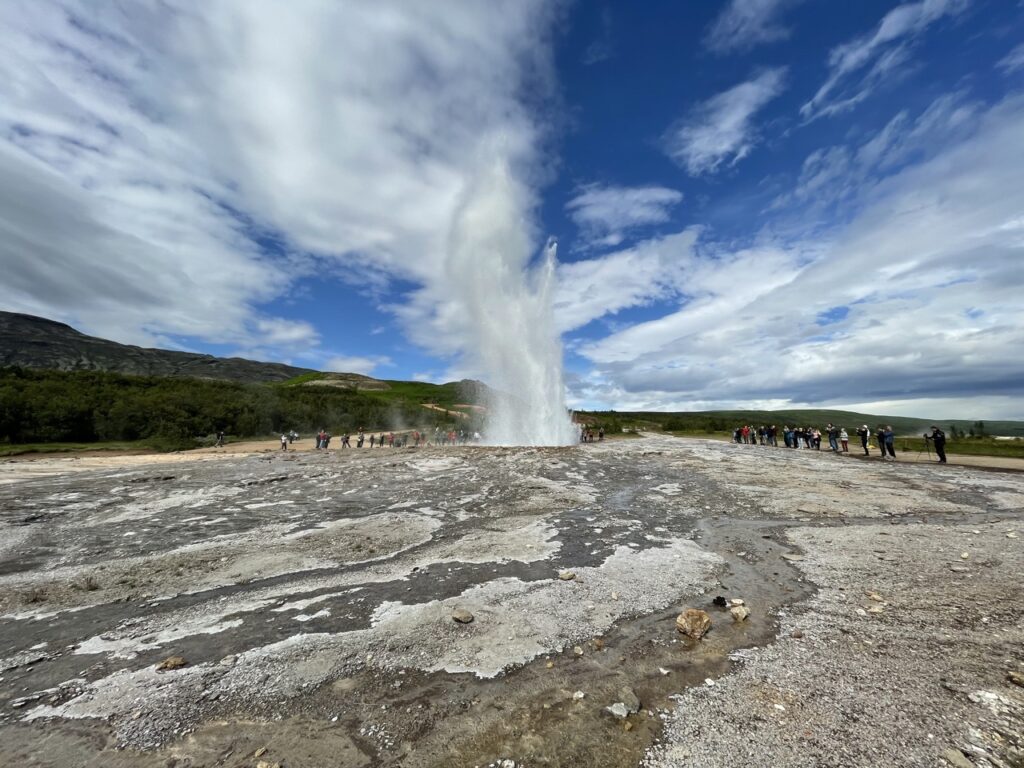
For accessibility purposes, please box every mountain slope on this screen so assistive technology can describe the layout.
[0,312,314,383]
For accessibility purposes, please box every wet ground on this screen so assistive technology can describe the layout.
[0,435,1021,767]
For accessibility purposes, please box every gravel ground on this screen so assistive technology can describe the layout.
[0,434,1021,767]
[644,523,1024,768]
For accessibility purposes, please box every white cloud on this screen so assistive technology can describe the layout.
[663,68,787,176]
[576,94,1024,418]
[554,228,698,333]
[0,0,558,364]
[566,184,682,247]
[704,0,802,54]
[325,355,392,376]
[998,42,1024,74]
[801,0,967,120]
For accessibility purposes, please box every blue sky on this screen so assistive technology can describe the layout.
[2,1,1023,418]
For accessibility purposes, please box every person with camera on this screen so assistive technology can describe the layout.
[924,426,947,464]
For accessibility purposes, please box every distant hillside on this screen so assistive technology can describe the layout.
[0,311,314,383]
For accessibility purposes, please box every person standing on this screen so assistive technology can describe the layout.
[839,427,849,453]
[927,426,947,463]
[826,424,838,452]
[857,425,870,455]
[280,434,288,451]
[884,426,896,460]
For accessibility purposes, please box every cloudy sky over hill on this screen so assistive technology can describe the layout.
[2,0,1022,418]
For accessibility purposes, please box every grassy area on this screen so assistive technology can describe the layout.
[896,436,1024,459]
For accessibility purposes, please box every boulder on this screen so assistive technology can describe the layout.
[676,609,712,639]
[156,656,187,671]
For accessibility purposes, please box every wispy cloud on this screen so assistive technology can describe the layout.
[998,42,1024,74]
[801,0,968,120]
[575,94,1024,416]
[704,0,802,54]
[663,68,787,176]
[566,183,682,247]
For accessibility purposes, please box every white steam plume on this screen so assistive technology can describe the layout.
[446,158,576,446]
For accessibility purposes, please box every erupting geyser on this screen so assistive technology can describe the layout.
[446,158,576,446]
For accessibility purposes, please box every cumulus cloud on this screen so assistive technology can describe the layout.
[0,0,558,367]
[801,0,967,120]
[663,68,787,176]
[704,0,802,54]
[325,355,393,376]
[575,94,1024,417]
[566,184,683,247]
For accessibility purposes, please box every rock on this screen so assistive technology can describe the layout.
[545,661,554,669]
[730,605,751,622]
[592,638,605,650]
[452,608,474,624]
[1008,671,1024,688]
[256,762,282,768]
[156,656,187,671]
[676,609,713,639]
[791,630,804,639]
[866,592,884,602]
[782,553,804,562]
[658,667,670,675]
[960,552,970,560]
[855,608,868,617]
[942,748,974,768]
[949,566,969,573]
[1007,532,1018,539]
[219,654,237,667]
[605,702,630,719]
[729,598,745,606]
[573,645,585,657]
[572,690,585,701]
[712,595,728,608]
[253,747,267,757]
[611,591,619,600]
[618,687,641,714]
[558,570,576,581]
[624,721,634,732]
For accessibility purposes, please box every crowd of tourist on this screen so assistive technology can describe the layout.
[732,423,911,461]
[279,426,483,451]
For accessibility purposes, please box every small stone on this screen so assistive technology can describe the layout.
[605,702,630,719]
[712,596,728,608]
[219,654,237,667]
[256,762,281,768]
[545,661,554,669]
[730,605,750,622]
[949,566,969,573]
[791,630,804,639]
[592,637,605,650]
[452,608,474,624]
[558,570,576,581]
[782,553,804,562]
[676,609,713,639]
[254,747,267,758]
[573,645,584,657]
[942,748,974,768]
[1008,671,1024,688]
[855,608,868,617]
[866,592,884,602]
[1007,532,1018,539]
[155,656,187,671]
[611,591,619,600]
[729,598,745,606]
[624,721,634,732]
[618,687,641,714]
[960,552,970,560]
[658,667,670,676]
[572,690,585,701]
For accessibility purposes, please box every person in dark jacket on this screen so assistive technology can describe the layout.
[856,425,870,455]
[926,426,947,463]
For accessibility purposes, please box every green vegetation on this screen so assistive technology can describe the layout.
[896,436,1024,459]
[0,368,465,450]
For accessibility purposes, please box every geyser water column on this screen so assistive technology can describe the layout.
[446,158,576,446]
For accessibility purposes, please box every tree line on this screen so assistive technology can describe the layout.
[0,368,436,446]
